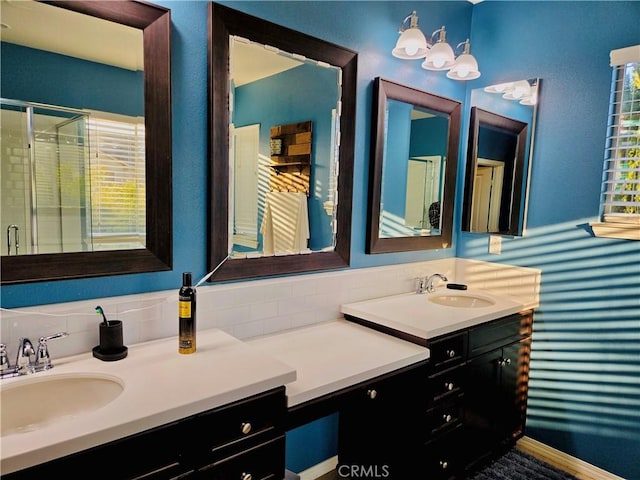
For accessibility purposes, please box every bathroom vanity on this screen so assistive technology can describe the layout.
[0,330,296,479]
[339,309,533,479]
[1,287,536,480]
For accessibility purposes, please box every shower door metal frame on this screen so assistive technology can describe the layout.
[1,98,89,256]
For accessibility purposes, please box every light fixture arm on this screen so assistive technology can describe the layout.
[431,26,448,44]
[456,39,472,55]
[399,11,420,33]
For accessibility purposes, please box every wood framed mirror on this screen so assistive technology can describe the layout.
[207,3,356,282]
[0,0,172,284]
[366,77,461,254]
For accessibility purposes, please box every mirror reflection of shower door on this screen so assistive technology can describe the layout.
[1,101,90,255]
[55,114,91,252]
[32,107,90,254]
[232,124,259,249]
[0,104,31,255]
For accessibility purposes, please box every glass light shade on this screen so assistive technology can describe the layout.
[392,28,429,59]
[520,88,538,105]
[446,53,480,80]
[484,82,514,93]
[421,41,455,70]
[503,80,531,100]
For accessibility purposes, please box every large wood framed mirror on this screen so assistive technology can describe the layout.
[462,79,539,236]
[366,77,461,254]
[0,0,172,284]
[207,3,356,282]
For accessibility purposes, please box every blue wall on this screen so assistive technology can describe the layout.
[2,1,638,478]
[1,43,144,116]
[458,3,640,479]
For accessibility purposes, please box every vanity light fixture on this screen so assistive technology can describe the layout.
[392,14,480,81]
[392,11,429,59]
[484,82,514,93]
[502,79,531,100]
[422,26,456,71]
[519,83,538,105]
[446,39,481,80]
[484,79,538,105]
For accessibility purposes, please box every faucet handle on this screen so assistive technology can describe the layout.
[36,332,69,370]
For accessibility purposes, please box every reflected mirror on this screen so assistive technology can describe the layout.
[208,3,356,281]
[229,38,340,258]
[462,79,540,236]
[367,77,461,254]
[0,1,172,284]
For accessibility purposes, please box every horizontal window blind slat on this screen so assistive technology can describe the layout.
[600,59,640,221]
[88,116,145,237]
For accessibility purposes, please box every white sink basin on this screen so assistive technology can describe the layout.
[0,373,124,437]
[429,293,495,308]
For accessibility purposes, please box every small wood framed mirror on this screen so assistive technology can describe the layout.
[366,77,461,254]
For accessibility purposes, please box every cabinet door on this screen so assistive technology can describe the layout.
[463,347,502,463]
[496,339,531,442]
[338,366,425,477]
[463,339,531,466]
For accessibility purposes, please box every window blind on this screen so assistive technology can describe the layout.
[87,117,146,249]
[600,46,640,223]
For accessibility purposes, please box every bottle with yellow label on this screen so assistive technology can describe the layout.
[178,272,196,354]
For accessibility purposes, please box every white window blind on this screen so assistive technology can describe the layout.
[87,117,146,250]
[599,45,640,224]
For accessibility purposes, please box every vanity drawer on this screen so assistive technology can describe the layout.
[425,399,464,438]
[195,387,285,457]
[428,331,468,369]
[197,435,285,480]
[420,424,466,480]
[426,363,466,405]
[468,311,533,358]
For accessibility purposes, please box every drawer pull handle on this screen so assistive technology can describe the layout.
[367,389,377,400]
[445,382,454,391]
[241,422,252,435]
[442,414,452,423]
[446,349,455,358]
[241,473,252,480]
[439,460,448,470]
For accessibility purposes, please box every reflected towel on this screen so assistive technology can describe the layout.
[261,192,310,255]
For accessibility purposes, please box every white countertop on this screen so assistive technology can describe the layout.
[0,329,296,475]
[248,319,429,407]
[341,288,536,341]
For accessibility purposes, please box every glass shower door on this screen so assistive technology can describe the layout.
[0,100,91,256]
[0,104,31,255]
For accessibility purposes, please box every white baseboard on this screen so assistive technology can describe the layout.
[298,456,338,480]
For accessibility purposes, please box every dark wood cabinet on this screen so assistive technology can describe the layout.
[464,337,531,469]
[338,363,428,478]
[341,310,533,480]
[4,387,286,480]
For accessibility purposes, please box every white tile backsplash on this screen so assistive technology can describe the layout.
[0,259,540,359]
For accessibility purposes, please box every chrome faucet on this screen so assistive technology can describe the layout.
[0,332,69,379]
[417,273,448,294]
[15,337,36,374]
